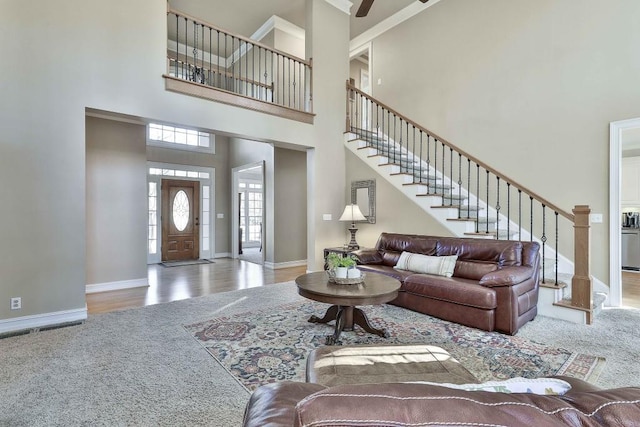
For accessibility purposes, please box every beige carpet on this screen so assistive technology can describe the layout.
[1,281,638,426]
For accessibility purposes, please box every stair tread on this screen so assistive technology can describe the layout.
[463,230,518,238]
[403,183,452,190]
[447,217,497,224]
[390,172,439,179]
[539,281,568,289]
[431,205,482,211]
[416,192,466,199]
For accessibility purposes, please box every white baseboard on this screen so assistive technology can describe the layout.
[264,259,307,270]
[0,307,87,334]
[85,278,148,294]
[214,252,232,258]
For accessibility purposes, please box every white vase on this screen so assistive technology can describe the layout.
[335,267,348,279]
[347,268,361,279]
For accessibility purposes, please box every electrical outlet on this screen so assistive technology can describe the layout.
[10,297,21,310]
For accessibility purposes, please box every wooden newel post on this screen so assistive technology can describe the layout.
[571,205,593,322]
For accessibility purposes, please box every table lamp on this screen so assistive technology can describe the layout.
[339,204,367,249]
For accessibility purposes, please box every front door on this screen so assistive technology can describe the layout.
[161,179,200,261]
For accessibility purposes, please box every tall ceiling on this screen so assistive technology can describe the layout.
[169,0,419,40]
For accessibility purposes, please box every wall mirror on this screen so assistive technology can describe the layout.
[351,179,376,224]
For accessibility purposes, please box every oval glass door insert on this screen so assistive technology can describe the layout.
[172,190,190,231]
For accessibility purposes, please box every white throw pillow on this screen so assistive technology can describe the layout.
[394,252,457,277]
[411,377,572,396]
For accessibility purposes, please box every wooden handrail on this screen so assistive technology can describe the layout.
[347,82,575,222]
[168,8,310,67]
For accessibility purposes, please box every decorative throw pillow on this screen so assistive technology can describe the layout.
[411,377,572,396]
[393,252,457,277]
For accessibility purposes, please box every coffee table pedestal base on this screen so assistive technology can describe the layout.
[308,304,389,345]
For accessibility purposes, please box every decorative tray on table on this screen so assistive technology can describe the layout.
[326,269,365,285]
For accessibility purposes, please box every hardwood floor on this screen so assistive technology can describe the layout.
[86,258,307,314]
[622,270,640,308]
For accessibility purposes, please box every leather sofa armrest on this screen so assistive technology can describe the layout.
[243,382,326,427]
[351,249,383,265]
[479,266,533,287]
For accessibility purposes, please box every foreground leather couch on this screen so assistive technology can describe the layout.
[243,377,640,426]
[352,233,540,335]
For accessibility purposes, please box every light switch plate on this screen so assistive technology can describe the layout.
[323,214,332,221]
[590,213,603,223]
[216,213,224,219]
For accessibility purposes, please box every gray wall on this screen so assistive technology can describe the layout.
[274,148,307,262]
[86,117,148,285]
[370,0,640,282]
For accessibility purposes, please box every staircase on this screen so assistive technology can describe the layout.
[345,83,605,324]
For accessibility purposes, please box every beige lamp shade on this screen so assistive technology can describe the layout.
[339,204,366,222]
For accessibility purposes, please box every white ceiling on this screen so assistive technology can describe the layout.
[168,0,419,40]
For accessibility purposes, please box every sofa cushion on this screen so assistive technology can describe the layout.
[394,252,458,277]
[375,233,438,265]
[436,238,523,268]
[403,274,497,310]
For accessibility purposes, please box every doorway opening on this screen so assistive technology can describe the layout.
[610,117,640,307]
[233,162,265,265]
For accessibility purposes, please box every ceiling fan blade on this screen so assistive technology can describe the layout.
[356,0,375,17]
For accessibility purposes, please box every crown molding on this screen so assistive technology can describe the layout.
[350,0,442,53]
[324,0,354,15]
[251,15,305,43]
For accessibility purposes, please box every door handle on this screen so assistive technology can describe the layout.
[195,217,199,226]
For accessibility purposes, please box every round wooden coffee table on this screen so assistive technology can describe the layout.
[295,271,401,345]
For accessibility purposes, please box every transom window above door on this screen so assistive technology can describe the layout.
[147,123,214,153]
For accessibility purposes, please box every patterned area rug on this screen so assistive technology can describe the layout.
[184,301,605,391]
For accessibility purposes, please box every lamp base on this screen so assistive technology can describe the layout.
[347,227,360,250]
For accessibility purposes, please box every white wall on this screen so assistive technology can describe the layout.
[370,0,640,281]
[305,0,351,270]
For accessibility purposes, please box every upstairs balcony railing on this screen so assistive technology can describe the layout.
[166,9,312,115]
[346,83,593,321]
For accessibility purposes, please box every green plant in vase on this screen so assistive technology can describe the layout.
[326,253,357,279]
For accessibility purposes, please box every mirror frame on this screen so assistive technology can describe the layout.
[351,179,376,224]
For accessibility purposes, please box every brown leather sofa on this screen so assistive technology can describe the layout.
[352,233,540,335]
[243,378,640,426]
